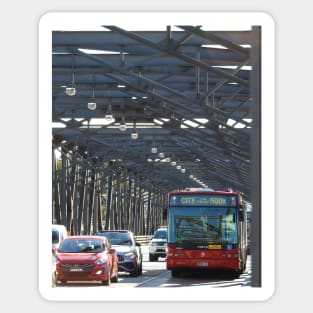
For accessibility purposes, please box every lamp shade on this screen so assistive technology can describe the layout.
[131,132,139,139]
[87,101,96,110]
[65,87,76,96]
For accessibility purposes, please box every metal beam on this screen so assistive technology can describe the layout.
[103,26,249,88]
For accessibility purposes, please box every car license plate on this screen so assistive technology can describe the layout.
[197,262,208,267]
[69,268,83,272]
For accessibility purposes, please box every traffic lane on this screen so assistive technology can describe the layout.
[137,263,251,288]
[139,244,252,288]
[112,257,167,288]
[54,256,167,288]
[55,244,251,288]
[164,255,252,288]
[116,255,251,288]
[55,260,250,289]
[55,267,166,288]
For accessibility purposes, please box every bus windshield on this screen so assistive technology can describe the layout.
[168,206,238,244]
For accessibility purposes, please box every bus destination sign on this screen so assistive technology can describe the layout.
[169,194,237,207]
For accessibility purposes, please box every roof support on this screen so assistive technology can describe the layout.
[103,26,249,88]
[177,25,250,57]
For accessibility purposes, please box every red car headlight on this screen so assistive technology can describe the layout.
[95,257,107,265]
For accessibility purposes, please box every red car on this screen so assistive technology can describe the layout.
[55,235,119,285]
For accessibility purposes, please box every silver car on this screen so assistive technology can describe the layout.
[94,230,143,277]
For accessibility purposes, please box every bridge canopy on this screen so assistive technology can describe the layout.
[51,14,261,202]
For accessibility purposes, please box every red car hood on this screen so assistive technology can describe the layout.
[56,253,103,262]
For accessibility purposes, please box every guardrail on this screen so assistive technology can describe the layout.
[135,235,152,244]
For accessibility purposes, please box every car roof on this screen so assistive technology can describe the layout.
[52,224,67,230]
[95,230,133,234]
[64,235,106,240]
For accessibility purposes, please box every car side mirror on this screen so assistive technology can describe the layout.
[136,242,141,247]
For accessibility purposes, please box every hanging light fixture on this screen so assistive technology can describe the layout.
[104,104,115,123]
[65,72,76,96]
[87,100,96,111]
[119,116,127,131]
[65,55,76,96]
[87,75,96,110]
[131,121,139,139]
[151,137,157,153]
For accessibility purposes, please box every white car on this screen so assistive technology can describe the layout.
[149,228,167,261]
[52,224,68,252]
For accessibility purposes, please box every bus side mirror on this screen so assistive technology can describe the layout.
[238,210,244,221]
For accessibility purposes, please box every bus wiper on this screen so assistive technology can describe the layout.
[175,238,192,243]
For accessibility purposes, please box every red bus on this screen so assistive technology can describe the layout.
[166,188,248,277]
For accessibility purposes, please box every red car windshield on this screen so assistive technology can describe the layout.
[58,239,105,253]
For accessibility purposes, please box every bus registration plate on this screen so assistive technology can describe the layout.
[197,261,208,267]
